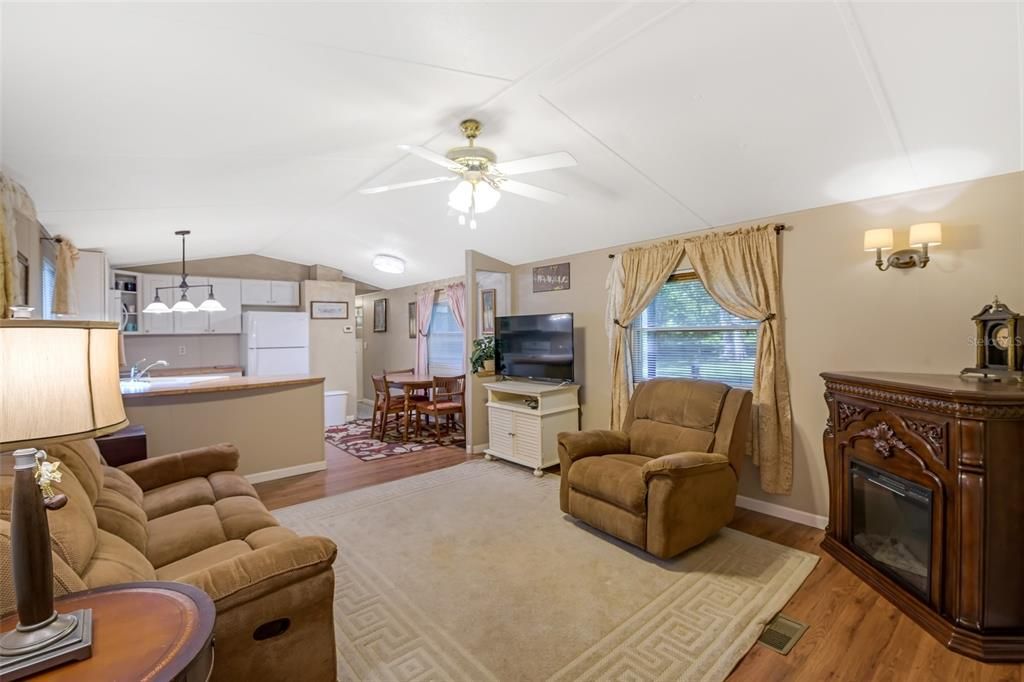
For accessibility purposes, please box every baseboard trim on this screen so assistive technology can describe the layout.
[736,495,828,530]
[245,460,327,484]
[469,442,489,454]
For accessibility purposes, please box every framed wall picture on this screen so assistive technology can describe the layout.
[310,301,349,319]
[532,262,570,293]
[373,298,388,333]
[408,301,417,339]
[480,288,496,335]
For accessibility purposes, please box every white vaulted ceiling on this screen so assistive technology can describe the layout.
[2,2,1021,287]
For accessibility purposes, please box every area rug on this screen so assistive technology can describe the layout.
[274,461,818,681]
[325,418,465,461]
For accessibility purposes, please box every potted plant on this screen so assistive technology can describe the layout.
[471,336,495,375]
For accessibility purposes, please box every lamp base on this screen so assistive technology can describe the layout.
[0,609,92,681]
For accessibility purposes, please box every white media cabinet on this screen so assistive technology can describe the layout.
[482,381,580,477]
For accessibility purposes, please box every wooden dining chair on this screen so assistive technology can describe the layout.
[371,374,414,441]
[416,375,466,443]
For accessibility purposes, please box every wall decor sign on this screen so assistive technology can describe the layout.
[310,301,349,319]
[408,301,417,339]
[532,263,570,293]
[480,288,496,335]
[373,298,388,333]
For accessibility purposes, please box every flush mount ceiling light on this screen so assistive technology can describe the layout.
[372,254,405,274]
[358,119,577,230]
[142,230,224,313]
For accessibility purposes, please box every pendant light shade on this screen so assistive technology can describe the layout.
[143,230,222,315]
[197,292,226,312]
[143,296,171,314]
[170,293,197,313]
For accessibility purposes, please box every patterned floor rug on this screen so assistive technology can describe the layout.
[325,418,466,462]
[274,461,819,681]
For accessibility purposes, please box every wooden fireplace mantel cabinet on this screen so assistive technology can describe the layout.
[821,372,1024,662]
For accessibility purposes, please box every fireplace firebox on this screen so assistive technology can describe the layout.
[849,461,932,601]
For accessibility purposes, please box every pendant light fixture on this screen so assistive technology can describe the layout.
[143,231,225,314]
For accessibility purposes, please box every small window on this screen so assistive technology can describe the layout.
[41,256,56,319]
[427,298,464,376]
[630,272,757,388]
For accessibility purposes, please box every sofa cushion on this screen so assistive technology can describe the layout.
[46,439,105,505]
[568,456,647,515]
[156,540,253,581]
[144,477,216,520]
[625,379,729,457]
[215,496,279,540]
[94,487,149,554]
[147,505,228,568]
[102,466,144,507]
[80,529,156,588]
[245,526,299,549]
[208,471,259,500]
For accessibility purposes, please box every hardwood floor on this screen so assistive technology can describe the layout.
[254,448,1024,682]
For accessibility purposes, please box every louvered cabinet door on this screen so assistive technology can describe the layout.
[512,414,542,466]
[488,407,515,458]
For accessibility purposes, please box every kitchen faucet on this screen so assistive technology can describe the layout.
[129,358,169,381]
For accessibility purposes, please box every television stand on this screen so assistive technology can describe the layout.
[482,381,580,476]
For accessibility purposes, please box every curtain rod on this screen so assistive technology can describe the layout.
[607,223,787,259]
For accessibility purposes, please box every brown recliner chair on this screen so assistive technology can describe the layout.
[558,378,752,559]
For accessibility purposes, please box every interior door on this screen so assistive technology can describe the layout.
[141,275,175,334]
[208,277,242,333]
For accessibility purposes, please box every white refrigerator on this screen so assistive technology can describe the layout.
[241,311,310,377]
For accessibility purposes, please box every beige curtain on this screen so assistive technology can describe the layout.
[0,209,14,318]
[685,224,793,494]
[606,239,685,428]
[54,236,80,316]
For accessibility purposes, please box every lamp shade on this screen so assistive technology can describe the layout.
[863,228,894,252]
[909,222,942,247]
[0,320,128,450]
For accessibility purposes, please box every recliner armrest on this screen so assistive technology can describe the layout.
[557,430,630,464]
[642,451,731,482]
[119,443,240,491]
[175,536,338,608]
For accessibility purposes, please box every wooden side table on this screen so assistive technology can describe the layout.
[95,424,148,467]
[1,582,214,681]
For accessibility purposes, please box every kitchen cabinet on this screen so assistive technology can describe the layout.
[241,279,300,306]
[207,277,242,333]
[173,277,209,334]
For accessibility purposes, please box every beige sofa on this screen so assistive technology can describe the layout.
[558,378,753,559]
[0,439,337,681]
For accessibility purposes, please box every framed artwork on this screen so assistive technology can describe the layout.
[310,301,349,319]
[15,253,28,306]
[408,301,417,339]
[372,298,388,333]
[532,262,570,293]
[480,288,496,335]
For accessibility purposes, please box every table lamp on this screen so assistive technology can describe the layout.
[0,320,128,679]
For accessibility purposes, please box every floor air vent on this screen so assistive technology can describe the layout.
[757,613,808,655]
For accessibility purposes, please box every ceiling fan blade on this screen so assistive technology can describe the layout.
[492,151,577,176]
[497,179,566,204]
[359,175,458,195]
[398,144,463,171]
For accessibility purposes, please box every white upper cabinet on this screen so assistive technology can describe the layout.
[208,277,242,333]
[241,279,300,306]
[140,274,175,334]
[173,277,209,334]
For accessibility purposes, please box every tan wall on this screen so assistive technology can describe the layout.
[512,171,1024,519]
[302,279,358,416]
[357,276,463,400]
[123,381,325,477]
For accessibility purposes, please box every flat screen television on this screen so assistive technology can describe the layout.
[494,313,574,382]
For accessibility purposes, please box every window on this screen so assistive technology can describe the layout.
[41,255,56,320]
[428,297,464,376]
[630,272,757,388]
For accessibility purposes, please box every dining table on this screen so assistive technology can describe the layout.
[384,373,457,441]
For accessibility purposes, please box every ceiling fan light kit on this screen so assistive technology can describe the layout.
[359,119,576,231]
[142,230,223,314]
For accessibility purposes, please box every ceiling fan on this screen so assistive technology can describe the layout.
[359,119,577,229]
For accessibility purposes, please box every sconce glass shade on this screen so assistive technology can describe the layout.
[170,293,198,313]
[0,320,128,450]
[909,222,942,247]
[863,228,894,252]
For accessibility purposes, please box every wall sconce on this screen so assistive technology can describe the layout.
[864,223,942,271]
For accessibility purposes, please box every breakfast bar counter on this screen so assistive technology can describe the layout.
[120,374,326,481]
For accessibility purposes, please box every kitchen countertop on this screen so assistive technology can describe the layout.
[144,365,244,378]
[121,375,324,399]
